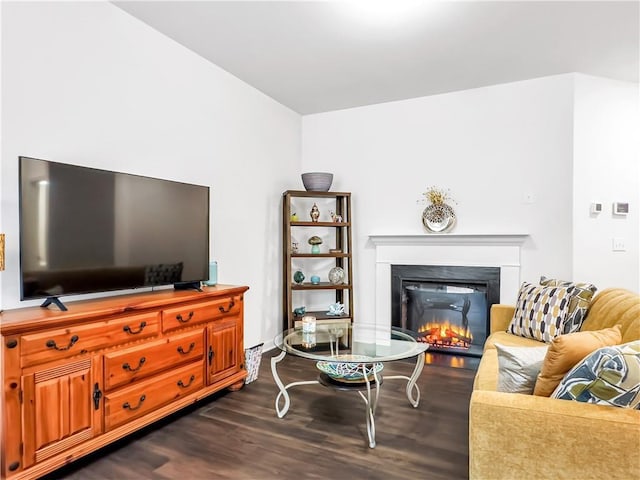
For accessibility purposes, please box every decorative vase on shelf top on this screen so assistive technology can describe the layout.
[422,202,456,233]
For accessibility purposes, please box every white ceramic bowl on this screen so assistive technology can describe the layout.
[301,172,333,192]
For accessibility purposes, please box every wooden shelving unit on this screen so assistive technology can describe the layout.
[282,190,354,330]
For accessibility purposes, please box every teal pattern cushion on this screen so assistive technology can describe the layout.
[508,282,573,343]
[539,276,597,334]
[551,340,640,409]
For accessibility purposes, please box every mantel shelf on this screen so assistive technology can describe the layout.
[368,233,529,247]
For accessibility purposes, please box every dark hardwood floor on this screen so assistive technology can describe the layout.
[51,351,477,480]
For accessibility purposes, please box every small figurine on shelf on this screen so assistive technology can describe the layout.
[293,270,305,284]
[308,235,323,254]
[327,303,345,315]
[310,203,320,222]
[328,266,345,285]
[293,306,306,316]
[330,211,342,223]
[290,212,298,222]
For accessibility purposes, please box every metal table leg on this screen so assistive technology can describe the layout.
[271,350,319,418]
[384,351,425,407]
[357,363,381,448]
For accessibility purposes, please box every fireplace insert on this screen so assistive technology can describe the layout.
[392,265,500,357]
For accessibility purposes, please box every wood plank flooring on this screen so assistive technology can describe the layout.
[49,351,477,480]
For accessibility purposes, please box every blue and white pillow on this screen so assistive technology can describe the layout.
[551,340,640,409]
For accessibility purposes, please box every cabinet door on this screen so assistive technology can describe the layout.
[22,357,101,468]
[207,317,240,384]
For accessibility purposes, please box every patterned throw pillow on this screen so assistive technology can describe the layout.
[539,276,597,334]
[507,282,572,343]
[551,340,640,408]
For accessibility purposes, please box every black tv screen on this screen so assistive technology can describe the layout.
[19,156,210,301]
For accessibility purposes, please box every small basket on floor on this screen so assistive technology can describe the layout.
[244,343,264,384]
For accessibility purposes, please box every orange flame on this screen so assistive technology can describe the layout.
[417,317,473,349]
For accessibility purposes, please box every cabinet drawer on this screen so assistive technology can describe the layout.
[162,295,241,332]
[104,362,203,431]
[21,312,160,367]
[104,330,204,391]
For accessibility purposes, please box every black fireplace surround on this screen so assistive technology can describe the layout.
[391,265,500,357]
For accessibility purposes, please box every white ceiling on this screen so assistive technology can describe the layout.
[113,1,639,115]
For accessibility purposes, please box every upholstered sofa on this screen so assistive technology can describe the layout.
[469,288,640,479]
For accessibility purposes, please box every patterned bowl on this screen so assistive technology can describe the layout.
[316,355,384,381]
[301,172,333,192]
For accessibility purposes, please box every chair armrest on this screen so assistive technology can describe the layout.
[489,304,515,333]
[469,390,640,479]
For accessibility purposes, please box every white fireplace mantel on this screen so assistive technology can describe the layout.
[369,233,529,246]
[369,233,529,329]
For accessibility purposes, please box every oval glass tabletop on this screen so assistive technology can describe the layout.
[274,323,428,363]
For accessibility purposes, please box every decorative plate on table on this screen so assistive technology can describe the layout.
[316,355,384,382]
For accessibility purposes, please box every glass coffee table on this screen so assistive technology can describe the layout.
[272,323,428,448]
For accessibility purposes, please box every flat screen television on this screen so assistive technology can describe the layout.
[19,156,210,308]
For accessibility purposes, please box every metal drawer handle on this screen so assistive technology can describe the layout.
[123,321,147,334]
[46,335,79,351]
[122,357,146,373]
[122,394,146,411]
[176,311,194,323]
[177,375,196,389]
[218,300,235,313]
[177,342,196,355]
[93,383,102,410]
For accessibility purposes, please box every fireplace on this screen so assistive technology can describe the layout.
[392,265,500,357]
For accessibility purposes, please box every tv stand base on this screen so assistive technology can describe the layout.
[173,281,203,292]
[40,296,68,311]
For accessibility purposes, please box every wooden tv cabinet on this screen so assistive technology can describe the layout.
[0,285,249,480]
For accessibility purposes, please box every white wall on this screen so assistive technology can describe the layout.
[0,1,301,348]
[302,75,576,325]
[573,75,640,292]
[1,3,636,354]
